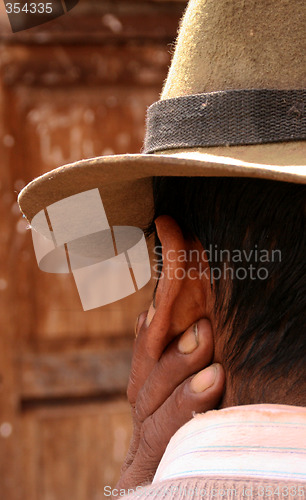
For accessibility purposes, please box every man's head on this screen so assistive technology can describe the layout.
[147,177,306,407]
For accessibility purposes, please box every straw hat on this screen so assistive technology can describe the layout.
[18,0,306,232]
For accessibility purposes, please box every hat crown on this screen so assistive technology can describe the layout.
[161,0,306,100]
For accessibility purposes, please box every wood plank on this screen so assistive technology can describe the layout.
[22,399,132,500]
[20,347,133,399]
[9,81,156,338]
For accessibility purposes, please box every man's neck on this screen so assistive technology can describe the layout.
[218,382,305,409]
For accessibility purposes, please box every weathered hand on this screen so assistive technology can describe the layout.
[115,310,225,492]
[115,215,225,494]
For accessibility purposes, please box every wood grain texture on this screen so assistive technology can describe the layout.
[21,347,133,399]
[6,50,158,337]
[0,63,23,500]
[22,400,132,500]
[0,0,182,497]
[1,45,171,87]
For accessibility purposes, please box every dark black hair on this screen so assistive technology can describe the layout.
[147,176,306,404]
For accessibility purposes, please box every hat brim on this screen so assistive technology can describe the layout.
[18,142,306,228]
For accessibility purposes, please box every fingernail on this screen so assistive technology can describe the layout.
[146,302,155,327]
[190,364,218,393]
[178,323,199,354]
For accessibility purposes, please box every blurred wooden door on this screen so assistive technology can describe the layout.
[0,1,186,499]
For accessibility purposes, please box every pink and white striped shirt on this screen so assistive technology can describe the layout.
[153,405,306,483]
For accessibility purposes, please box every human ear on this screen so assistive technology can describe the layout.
[147,215,209,355]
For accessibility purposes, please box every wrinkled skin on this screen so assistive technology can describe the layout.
[115,216,225,491]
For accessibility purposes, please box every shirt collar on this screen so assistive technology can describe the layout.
[153,404,306,483]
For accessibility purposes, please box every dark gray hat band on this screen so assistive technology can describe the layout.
[143,89,305,154]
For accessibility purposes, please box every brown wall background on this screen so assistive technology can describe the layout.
[0,1,186,499]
